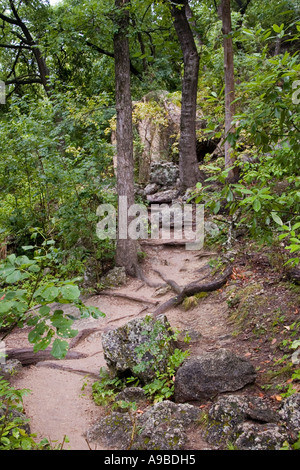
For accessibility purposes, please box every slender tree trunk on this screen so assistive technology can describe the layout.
[114,0,138,277]
[170,0,202,192]
[221,0,239,183]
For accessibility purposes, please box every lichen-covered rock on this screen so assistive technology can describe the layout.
[144,183,161,195]
[235,422,289,450]
[146,189,179,204]
[86,400,201,451]
[149,162,179,187]
[100,267,126,288]
[102,315,175,383]
[0,359,22,380]
[279,393,300,441]
[131,400,200,450]
[174,349,257,403]
[204,394,280,447]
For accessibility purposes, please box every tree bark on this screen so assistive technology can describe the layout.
[170,0,202,192]
[221,0,239,183]
[114,0,138,277]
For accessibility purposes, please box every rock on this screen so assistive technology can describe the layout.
[174,349,257,403]
[147,189,179,204]
[100,267,126,288]
[144,183,161,195]
[86,400,201,450]
[0,359,22,380]
[131,400,200,450]
[102,315,175,383]
[235,422,289,450]
[150,162,179,187]
[153,285,171,297]
[86,410,133,450]
[204,394,280,447]
[279,393,300,440]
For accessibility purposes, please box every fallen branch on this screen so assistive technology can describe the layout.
[152,264,233,317]
[6,348,88,366]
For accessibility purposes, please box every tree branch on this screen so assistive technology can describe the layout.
[6,77,42,85]
[86,40,142,79]
[0,43,31,49]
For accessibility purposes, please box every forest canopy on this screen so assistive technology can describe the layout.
[0,0,299,278]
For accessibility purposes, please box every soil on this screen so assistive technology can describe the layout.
[7,240,300,450]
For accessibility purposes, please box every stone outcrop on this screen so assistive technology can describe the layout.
[174,349,257,403]
[101,315,175,383]
[202,393,300,450]
[86,400,201,451]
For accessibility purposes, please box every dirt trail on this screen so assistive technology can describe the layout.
[9,243,233,450]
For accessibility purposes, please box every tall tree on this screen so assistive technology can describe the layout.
[114,0,138,276]
[170,0,202,192]
[221,0,239,182]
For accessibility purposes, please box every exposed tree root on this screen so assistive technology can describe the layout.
[95,290,159,305]
[35,362,100,378]
[152,264,233,317]
[69,328,101,349]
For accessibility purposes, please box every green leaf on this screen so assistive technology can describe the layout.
[5,270,23,284]
[39,305,51,316]
[28,264,40,273]
[271,212,283,225]
[21,438,33,450]
[60,285,80,301]
[253,198,261,212]
[51,338,69,359]
[40,286,59,302]
[0,301,13,313]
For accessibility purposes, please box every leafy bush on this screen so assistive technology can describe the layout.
[0,238,105,359]
[0,377,49,450]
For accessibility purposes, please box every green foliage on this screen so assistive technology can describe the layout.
[92,322,190,406]
[0,239,105,359]
[92,367,126,406]
[0,376,50,450]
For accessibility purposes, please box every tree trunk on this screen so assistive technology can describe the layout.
[170,0,202,192]
[221,0,239,183]
[114,0,138,277]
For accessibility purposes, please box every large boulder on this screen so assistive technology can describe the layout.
[204,394,281,448]
[234,422,290,450]
[174,349,257,403]
[86,400,201,451]
[102,315,175,384]
[279,393,300,441]
[149,162,179,187]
